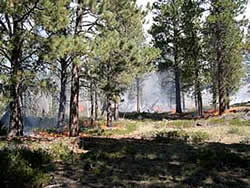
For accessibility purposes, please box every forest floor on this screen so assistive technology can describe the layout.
[0,106,250,188]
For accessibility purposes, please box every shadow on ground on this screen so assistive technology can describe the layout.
[0,141,54,188]
[78,137,250,188]
[119,112,199,121]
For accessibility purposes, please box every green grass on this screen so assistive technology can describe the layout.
[208,117,226,125]
[80,120,138,136]
[227,127,245,136]
[229,119,250,126]
[153,130,209,144]
[105,122,137,136]
[166,120,195,128]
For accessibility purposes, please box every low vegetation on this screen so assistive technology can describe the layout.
[0,113,250,187]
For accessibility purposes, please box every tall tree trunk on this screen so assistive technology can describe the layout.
[136,77,140,113]
[8,83,23,137]
[197,89,203,117]
[212,83,217,110]
[106,96,112,127]
[57,59,68,128]
[69,62,80,137]
[8,37,23,137]
[94,88,98,120]
[174,66,182,114]
[218,78,226,115]
[195,70,203,117]
[90,81,94,126]
[216,23,226,115]
[114,99,119,121]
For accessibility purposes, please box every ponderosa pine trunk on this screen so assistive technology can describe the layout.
[57,59,68,128]
[90,81,94,126]
[8,34,24,137]
[69,62,80,137]
[212,82,217,110]
[195,70,203,117]
[197,89,203,117]
[216,22,226,115]
[174,66,182,114]
[8,83,23,137]
[106,96,113,127]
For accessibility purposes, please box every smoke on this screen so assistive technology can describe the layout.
[120,70,250,113]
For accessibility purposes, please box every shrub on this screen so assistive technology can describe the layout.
[227,127,244,136]
[154,130,190,143]
[208,117,225,125]
[49,141,73,161]
[190,131,209,143]
[168,120,194,128]
[0,146,52,188]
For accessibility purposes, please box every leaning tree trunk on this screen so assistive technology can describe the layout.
[106,96,113,127]
[57,59,68,128]
[174,66,182,114]
[69,62,80,137]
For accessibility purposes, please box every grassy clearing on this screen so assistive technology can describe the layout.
[1,113,250,187]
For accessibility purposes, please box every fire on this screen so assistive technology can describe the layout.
[169,109,176,114]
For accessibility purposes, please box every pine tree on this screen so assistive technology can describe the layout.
[43,0,99,136]
[150,0,185,114]
[181,0,205,116]
[91,0,159,127]
[0,0,67,136]
[205,0,248,115]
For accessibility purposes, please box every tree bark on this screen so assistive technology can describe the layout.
[212,82,217,110]
[57,59,68,128]
[69,62,80,137]
[195,70,203,117]
[174,66,182,114]
[8,33,24,137]
[106,96,113,127]
[216,21,226,115]
[90,81,94,126]
[8,84,23,137]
